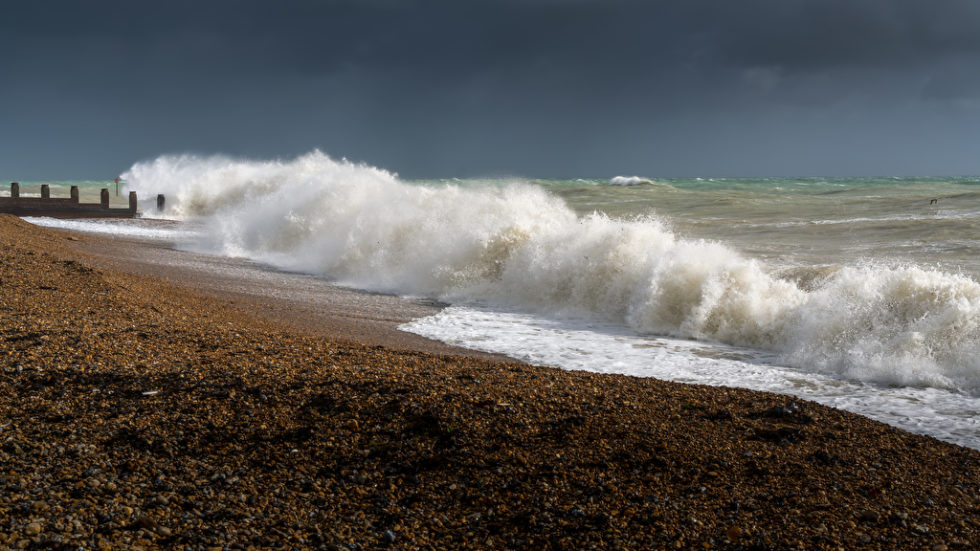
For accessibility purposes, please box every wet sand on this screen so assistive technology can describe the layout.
[1,215,978,550]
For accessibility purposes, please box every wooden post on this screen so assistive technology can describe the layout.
[10,182,18,198]
[129,191,138,213]
[100,188,110,208]
[157,194,166,212]
[41,184,50,199]
[70,186,79,203]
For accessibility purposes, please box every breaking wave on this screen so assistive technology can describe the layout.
[123,151,980,393]
[609,175,654,186]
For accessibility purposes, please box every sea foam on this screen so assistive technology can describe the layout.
[609,175,654,186]
[123,151,980,394]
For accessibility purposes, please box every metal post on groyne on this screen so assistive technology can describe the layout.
[0,182,140,218]
[157,194,166,212]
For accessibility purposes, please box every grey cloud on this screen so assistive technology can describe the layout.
[1,0,979,178]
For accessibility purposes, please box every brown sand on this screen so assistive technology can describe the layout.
[1,214,978,550]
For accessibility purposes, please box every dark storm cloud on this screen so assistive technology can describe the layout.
[5,1,979,83]
[1,0,979,178]
[698,1,980,71]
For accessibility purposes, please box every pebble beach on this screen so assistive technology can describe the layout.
[1,214,979,550]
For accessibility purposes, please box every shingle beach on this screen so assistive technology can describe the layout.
[1,215,978,550]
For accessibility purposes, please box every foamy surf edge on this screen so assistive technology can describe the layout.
[119,151,980,397]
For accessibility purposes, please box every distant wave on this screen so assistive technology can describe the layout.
[609,175,654,186]
[124,151,980,394]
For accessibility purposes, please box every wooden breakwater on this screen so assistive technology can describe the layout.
[0,182,139,218]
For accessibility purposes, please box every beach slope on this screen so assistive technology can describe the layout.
[0,215,977,550]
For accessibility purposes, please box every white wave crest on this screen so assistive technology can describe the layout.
[609,175,654,186]
[123,151,980,393]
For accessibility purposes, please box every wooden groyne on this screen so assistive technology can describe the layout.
[0,182,139,218]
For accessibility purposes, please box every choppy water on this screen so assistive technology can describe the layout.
[26,151,980,449]
[539,176,980,274]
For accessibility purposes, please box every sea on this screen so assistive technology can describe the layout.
[18,151,980,450]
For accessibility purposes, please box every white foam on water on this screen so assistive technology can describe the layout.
[741,211,980,228]
[23,217,200,242]
[402,306,980,450]
[116,151,980,447]
[609,175,654,186]
[118,152,980,391]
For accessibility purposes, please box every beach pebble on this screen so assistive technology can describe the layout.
[857,510,879,523]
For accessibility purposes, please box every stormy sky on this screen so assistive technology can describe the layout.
[2,0,979,179]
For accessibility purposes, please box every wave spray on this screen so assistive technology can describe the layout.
[124,151,980,395]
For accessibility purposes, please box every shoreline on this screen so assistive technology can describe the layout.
[61,223,514,363]
[1,214,978,549]
[54,217,980,452]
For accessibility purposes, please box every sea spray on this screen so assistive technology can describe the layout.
[123,151,980,394]
[783,265,980,389]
